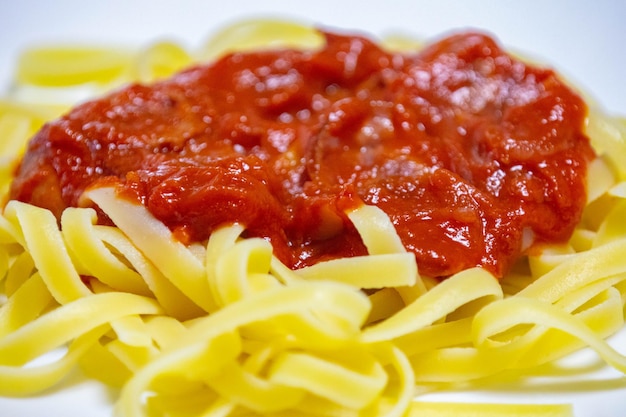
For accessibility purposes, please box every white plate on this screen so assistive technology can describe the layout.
[1,1,625,416]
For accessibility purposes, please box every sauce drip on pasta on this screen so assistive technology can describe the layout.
[9,30,594,278]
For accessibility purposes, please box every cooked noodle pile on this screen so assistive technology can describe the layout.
[1,19,626,417]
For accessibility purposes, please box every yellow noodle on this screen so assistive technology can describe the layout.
[200,18,324,61]
[61,207,151,296]
[92,225,204,320]
[268,350,387,409]
[0,326,107,396]
[406,402,573,417]
[2,251,34,297]
[110,315,153,348]
[85,187,212,312]
[4,201,91,303]
[345,205,407,255]
[473,295,626,373]
[0,292,161,367]
[362,268,502,343]
[0,273,52,338]
[78,339,133,388]
[213,237,275,305]
[16,45,133,87]
[133,41,193,82]
[295,253,418,289]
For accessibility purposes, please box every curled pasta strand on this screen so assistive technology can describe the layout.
[206,360,306,413]
[4,200,91,304]
[61,207,151,296]
[94,225,205,321]
[0,325,107,396]
[106,339,159,372]
[347,204,427,295]
[240,308,363,352]
[118,283,369,416]
[206,223,246,309]
[143,316,189,352]
[133,41,192,82]
[0,292,162,367]
[213,237,275,306]
[199,18,324,61]
[110,315,154,348]
[117,331,242,417]
[472,295,626,373]
[513,286,624,369]
[346,205,407,255]
[268,349,387,410]
[374,344,416,417]
[362,267,502,343]
[519,238,626,302]
[186,282,370,349]
[85,187,212,312]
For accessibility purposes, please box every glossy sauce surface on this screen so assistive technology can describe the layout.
[10,31,594,278]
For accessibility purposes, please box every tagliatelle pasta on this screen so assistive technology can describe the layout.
[0,18,626,417]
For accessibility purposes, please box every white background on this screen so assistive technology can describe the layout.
[1,0,625,416]
[1,0,625,115]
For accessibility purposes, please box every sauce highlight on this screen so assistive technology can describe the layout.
[9,30,594,278]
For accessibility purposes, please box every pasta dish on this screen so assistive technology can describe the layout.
[1,19,625,417]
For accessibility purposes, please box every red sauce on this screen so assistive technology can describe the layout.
[9,30,594,278]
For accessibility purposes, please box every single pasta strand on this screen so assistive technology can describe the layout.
[406,402,573,417]
[133,41,192,82]
[110,315,154,348]
[593,199,626,247]
[16,45,133,87]
[362,268,502,343]
[3,251,35,297]
[367,288,405,324]
[200,18,324,61]
[0,326,108,396]
[346,205,407,255]
[0,113,31,159]
[0,292,162,367]
[0,273,53,338]
[294,252,418,289]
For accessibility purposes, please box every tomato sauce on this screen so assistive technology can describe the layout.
[10,30,594,278]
